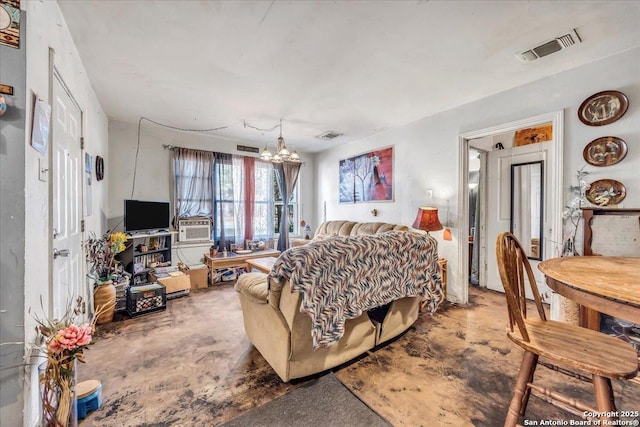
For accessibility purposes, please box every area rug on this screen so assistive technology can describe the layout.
[220,372,391,427]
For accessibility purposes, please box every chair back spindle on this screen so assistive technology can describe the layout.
[496,232,547,342]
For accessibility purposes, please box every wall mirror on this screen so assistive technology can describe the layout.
[511,161,544,260]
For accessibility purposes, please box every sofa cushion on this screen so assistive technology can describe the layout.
[235,273,269,304]
[350,222,408,235]
[315,221,357,237]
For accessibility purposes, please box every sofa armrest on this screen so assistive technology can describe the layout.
[235,273,269,304]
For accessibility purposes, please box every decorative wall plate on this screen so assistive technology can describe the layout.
[578,90,628,126]
[586,179,626,206]
[583,137,627,167]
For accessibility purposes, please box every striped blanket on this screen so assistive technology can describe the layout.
[269,231,443,349]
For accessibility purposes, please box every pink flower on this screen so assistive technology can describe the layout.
[47,324,93,354]
[47,338,62,354]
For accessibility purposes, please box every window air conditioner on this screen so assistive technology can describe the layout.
[178,219,211,242]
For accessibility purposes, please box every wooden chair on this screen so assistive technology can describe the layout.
[495,232,638,426]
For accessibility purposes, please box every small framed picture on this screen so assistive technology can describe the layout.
[133,263,144,274]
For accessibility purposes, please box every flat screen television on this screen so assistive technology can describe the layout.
[124,200,170,233]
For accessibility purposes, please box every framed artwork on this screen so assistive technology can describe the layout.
[339,146,393,204]
[514,124,552,146]
[583,136,627,167]
[0,0,20,49]
[31,99,51,155]
[578,90,628,126]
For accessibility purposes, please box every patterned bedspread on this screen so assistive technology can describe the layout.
[268,231,443,349]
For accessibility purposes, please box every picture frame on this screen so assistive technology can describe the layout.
[578,90,629,126]
[339,146,394,204]
[31,99,51,155]
[583,136,627,167]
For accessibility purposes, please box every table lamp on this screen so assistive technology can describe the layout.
[412,206,443,234]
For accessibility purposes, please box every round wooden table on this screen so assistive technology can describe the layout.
[538,256,640,328]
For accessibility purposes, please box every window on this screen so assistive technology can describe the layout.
[212,154,276,248]
[253,161,275,239]
[173,149,297,248]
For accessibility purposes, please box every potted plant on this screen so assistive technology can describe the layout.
[84,231,128,324]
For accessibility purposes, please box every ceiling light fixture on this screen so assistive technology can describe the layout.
[260,119,300,163]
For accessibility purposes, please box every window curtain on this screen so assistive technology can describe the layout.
[243,157,255,241]
[274,162,301,251]
[213,153,245,249]
[172,148,215,221]
[253,160,274,241]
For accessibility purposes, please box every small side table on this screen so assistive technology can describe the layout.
[203,249,280,285]
[246,257,278,274]
[438,258,447,299]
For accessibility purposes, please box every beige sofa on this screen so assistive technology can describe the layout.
[235,221,442,382]
[291,220,407,247]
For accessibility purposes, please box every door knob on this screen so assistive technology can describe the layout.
[53,248,70,259]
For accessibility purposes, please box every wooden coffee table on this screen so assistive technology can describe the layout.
[246,257,278,274]
[203,249,280,285]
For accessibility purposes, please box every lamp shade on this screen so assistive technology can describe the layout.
[412,206,443,232]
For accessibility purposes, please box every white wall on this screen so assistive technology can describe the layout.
[21,2,109,425]
[316,46,640,304]
[107,120,316,261]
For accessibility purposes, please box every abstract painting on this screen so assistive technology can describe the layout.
[339,146,393,204]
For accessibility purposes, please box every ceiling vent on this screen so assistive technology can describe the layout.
[516,29,582,63]
[316,131,343,140]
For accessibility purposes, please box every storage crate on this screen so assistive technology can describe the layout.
[127,283,166,317]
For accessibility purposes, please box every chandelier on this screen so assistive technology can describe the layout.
[260,119,300,163]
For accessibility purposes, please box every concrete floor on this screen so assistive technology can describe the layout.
[78,284,640,426]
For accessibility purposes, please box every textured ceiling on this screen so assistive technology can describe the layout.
[57,1,640,153]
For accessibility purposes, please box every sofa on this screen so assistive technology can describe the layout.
[235,221,443,381]
[291,220,408,247]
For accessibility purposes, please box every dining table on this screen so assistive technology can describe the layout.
[538,256,640,330]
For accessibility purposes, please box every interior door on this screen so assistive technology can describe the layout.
[52,74,83,319]
[485,143,551,299]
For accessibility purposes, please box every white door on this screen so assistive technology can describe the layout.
[52,74,83,319]
[485,142,551,300]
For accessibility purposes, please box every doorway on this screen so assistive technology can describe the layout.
[457,111,564,305]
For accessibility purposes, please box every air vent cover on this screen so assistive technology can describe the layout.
[517,29,582,63]
[316,131,343,140]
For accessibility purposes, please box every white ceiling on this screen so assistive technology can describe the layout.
[57,1,640,153]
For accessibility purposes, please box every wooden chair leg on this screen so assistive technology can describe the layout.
[505,351,537,427]
[520,354,538,415]
[593,375,617,421]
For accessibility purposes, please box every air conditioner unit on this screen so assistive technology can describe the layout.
[178,218,211,242]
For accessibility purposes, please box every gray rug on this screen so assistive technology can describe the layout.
[220,373,392,427]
